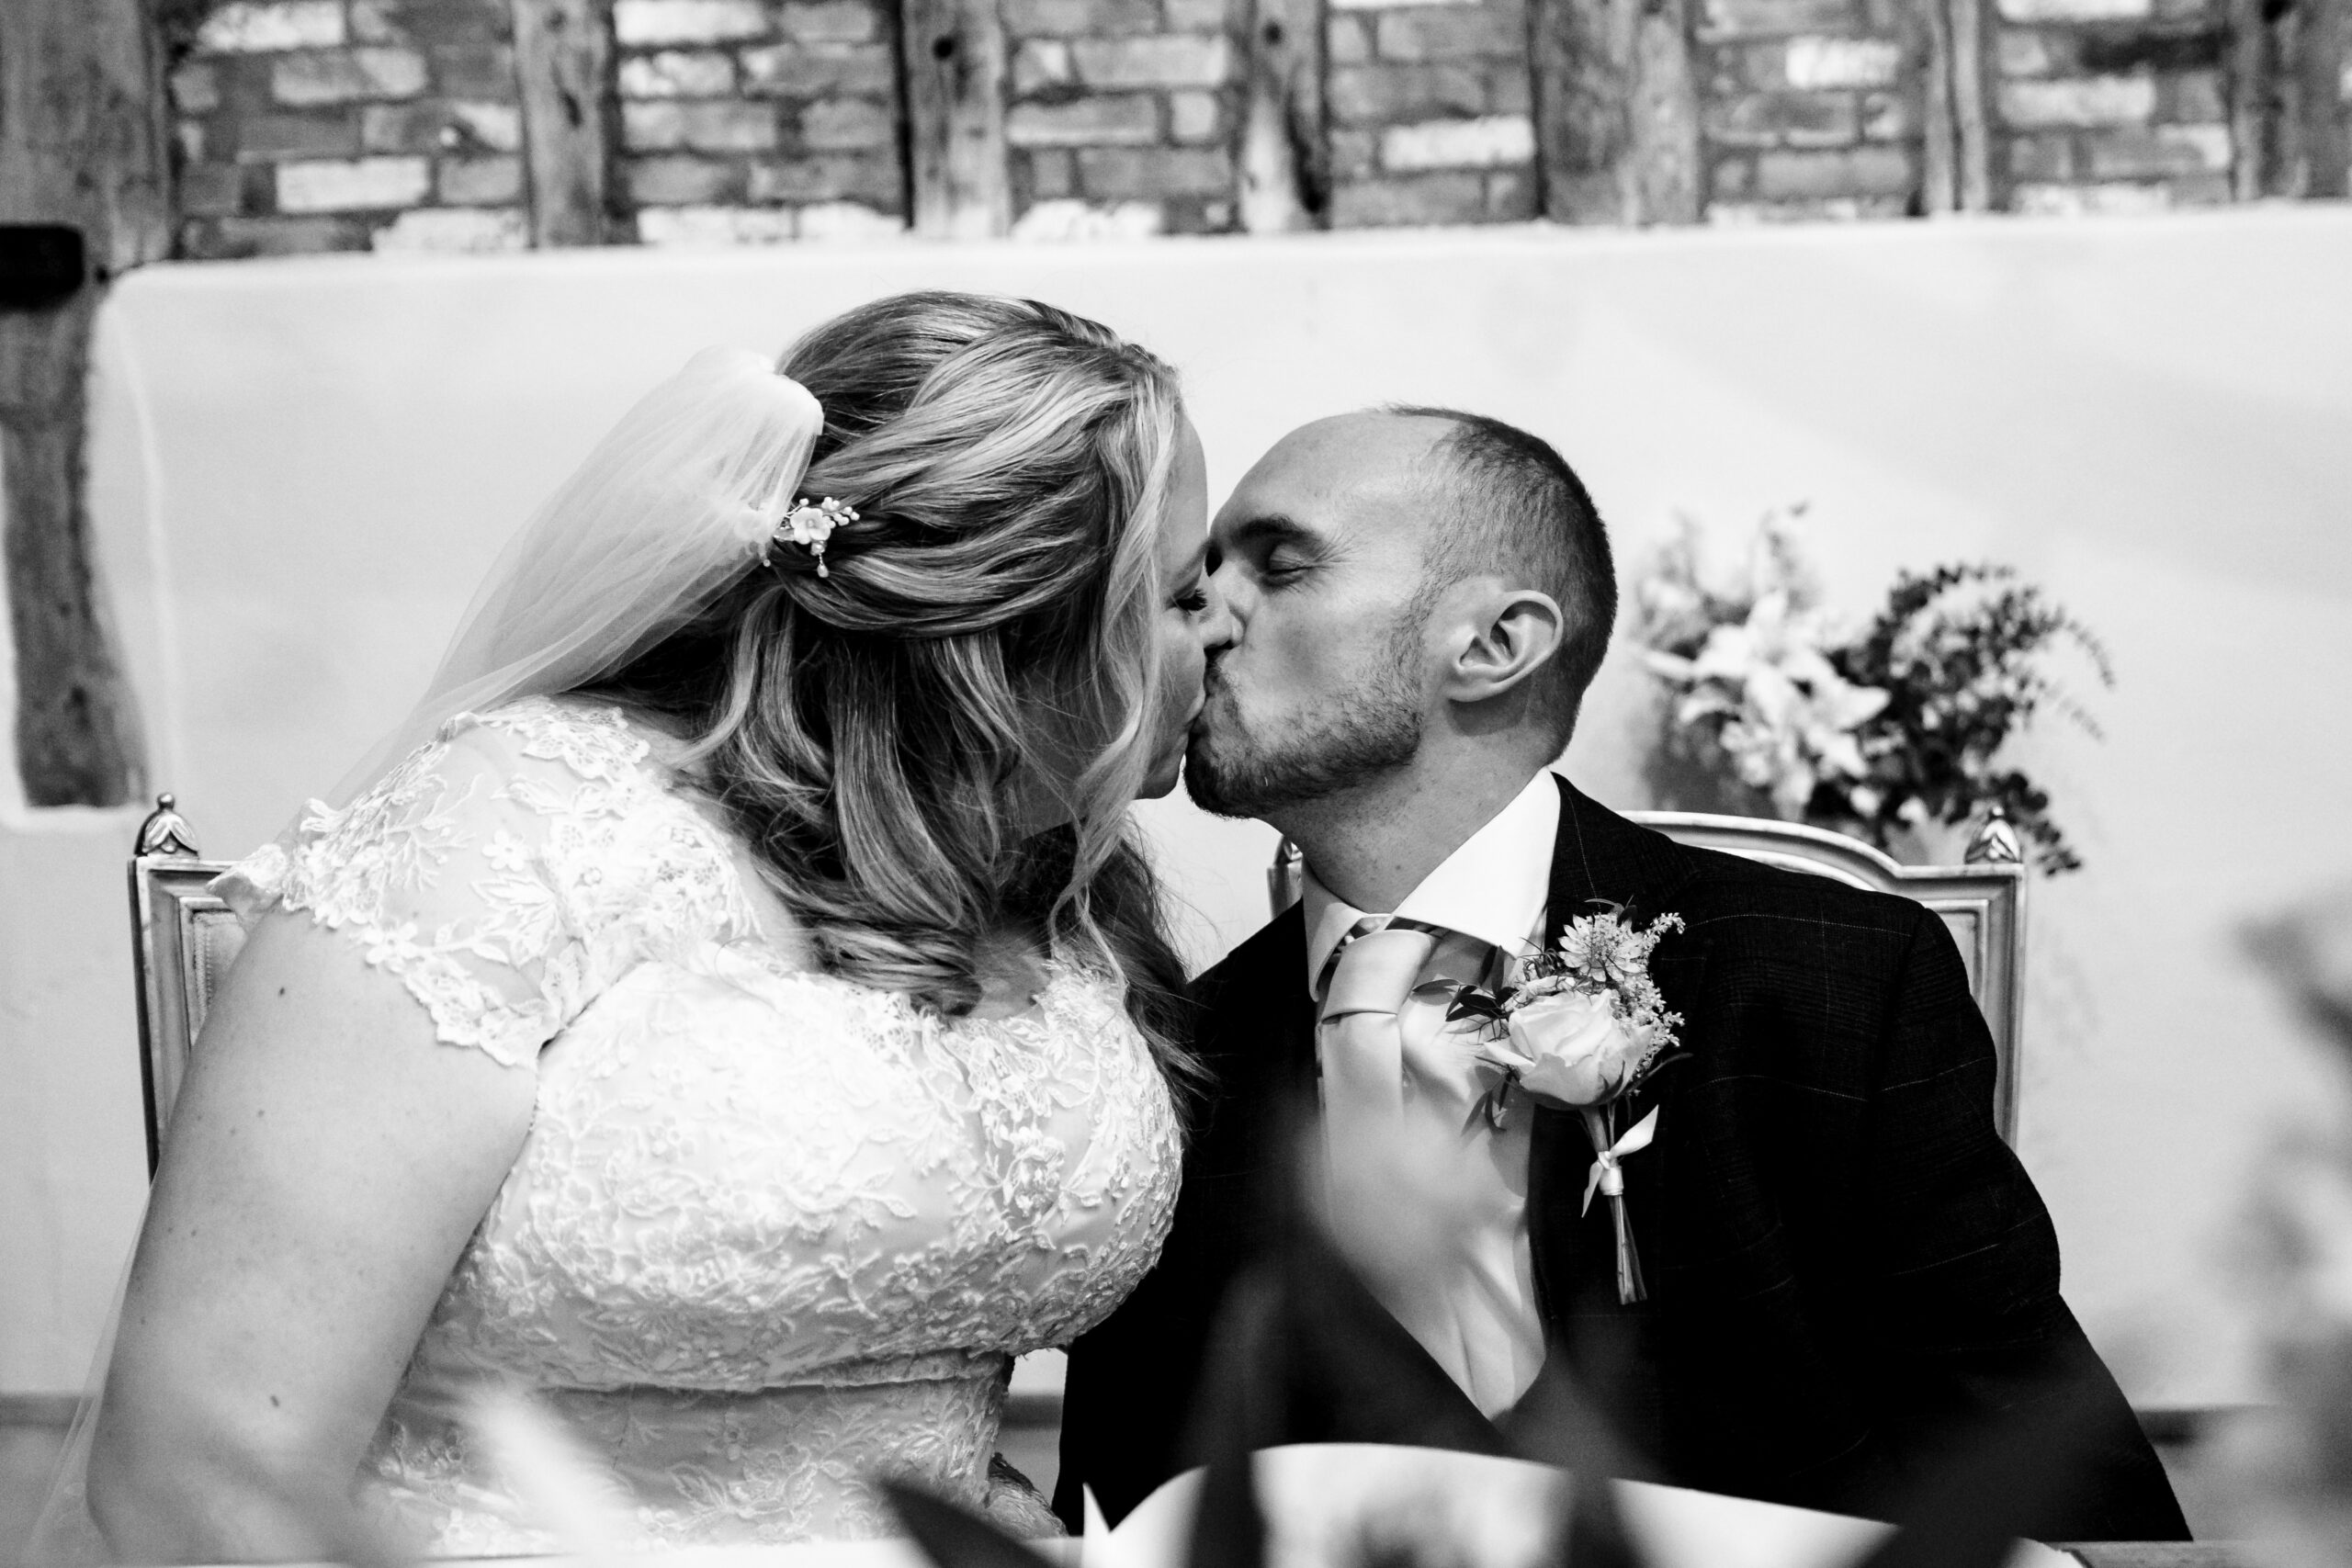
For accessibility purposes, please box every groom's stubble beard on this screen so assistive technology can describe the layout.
[1184,613,1427,820]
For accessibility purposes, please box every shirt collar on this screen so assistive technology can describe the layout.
[1301,770,1562,998]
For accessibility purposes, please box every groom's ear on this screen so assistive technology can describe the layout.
[1439,585,1566,707]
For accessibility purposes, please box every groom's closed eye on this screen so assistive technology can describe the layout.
[1224,515,1323,583]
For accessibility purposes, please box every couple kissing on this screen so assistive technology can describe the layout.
[40,289,2184,1568]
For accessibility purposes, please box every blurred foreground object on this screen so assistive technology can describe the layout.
[2247,888,2352,1040]
[467,1389,650,1567]
[2233,887,2352,1568]
[903,1099,2191,1568]
[895,1114,2107,1568]
[1635,510,2109,875]
[901,1427,2098,1568]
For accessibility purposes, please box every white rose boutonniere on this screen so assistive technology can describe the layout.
[1448,904,1686,1304]
[1491,987,1651,1106]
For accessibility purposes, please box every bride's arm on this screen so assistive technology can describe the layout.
[85,908,538,1563]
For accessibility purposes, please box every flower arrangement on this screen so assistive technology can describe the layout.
[1634,509,2113,875]
[1450,905,1685,1303]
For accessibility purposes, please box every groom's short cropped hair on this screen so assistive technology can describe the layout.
[1388,406,1617,746]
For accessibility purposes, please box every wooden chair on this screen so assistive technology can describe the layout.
[126,795,239,1174]
[1267,804,2028,1141]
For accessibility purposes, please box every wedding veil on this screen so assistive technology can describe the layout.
[323,344,825,807]
[28,344,825,1566]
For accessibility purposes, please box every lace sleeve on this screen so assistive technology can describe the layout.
[215,717,605,1069]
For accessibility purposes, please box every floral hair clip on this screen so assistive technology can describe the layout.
[773,496,858,578]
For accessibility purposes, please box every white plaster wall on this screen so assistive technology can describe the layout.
[6,209,2348,1404]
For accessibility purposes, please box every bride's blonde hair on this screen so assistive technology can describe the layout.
[591,292,1199,1098]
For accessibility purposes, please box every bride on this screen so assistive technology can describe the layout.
[50,291,1224,1561]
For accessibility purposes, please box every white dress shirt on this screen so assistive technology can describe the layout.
[1301,769,1560,1416]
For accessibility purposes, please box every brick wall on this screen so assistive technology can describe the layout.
[1672,0,2257,219]
[1323,0,1539,225]
[614,0,908,243]
[1002,0,1242,235]
[173,0,529,257]
[1992,0,2232,213]
[1699,0,1918,220]
[156,0,2343,254]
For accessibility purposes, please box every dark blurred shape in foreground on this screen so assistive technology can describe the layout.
[890,1150,2145,1568]
[2226,887,2352,1568]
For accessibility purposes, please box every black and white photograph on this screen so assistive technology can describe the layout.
[0,3,2347,1565]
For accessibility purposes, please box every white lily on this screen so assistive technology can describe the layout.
[1666,591,1888,814]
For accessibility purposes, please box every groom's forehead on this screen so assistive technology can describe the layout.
[1280,409,1446,473]
[1232,412,1448,519]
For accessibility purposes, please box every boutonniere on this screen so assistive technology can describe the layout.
[1447,902,1686,1304]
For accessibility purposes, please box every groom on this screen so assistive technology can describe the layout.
[1054,409,2188,1540]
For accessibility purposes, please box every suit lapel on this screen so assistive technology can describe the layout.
[1529,774,1702,1173]
[1204,902,1316,1089]
[1522,779,1702,1456]
[1195,899,1323,1232]
[1541,775,1698,926]
[1255,904,1319,1109]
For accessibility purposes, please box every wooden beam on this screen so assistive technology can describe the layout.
[1921,0,1960,210]
[2292,0,2348,197]
[510,0,616,246]
[1530,0,1701,224]
[2225,0,2348,201]
[1946,0,1994,210]
[1238,0,1329,231]
[900,0,1010,238]
[2226,0,2272,197]
[1531,0,1635,222]
[1920,0,1993,212]
[1625,0,1702,222]
[0,0,165,807]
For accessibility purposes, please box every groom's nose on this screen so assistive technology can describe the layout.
[1205,553,1253,633]
[1196,580,1238,654]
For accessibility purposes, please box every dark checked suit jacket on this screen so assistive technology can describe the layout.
[1055,776,2188,1542]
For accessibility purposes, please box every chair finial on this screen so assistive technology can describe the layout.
[135,793,200,858]
[1964,804,2023,866]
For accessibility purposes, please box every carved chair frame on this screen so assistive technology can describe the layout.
[127,795,237,1175]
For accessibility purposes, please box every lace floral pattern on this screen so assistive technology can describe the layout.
[220,697,1183,1548]
[368,1375,1016,1551]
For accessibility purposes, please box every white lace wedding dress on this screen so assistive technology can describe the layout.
[211,695,1182,1551]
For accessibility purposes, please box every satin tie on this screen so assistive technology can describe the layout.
[1317,919,1440,1237]
[1318,918,1544,1416]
